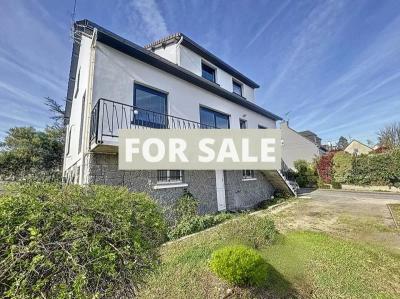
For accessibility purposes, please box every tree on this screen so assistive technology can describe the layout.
[336,136,349,150]
[0,97,65,181]
[0,127,63,181]
[378,122,400,149]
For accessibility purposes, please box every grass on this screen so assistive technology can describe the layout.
[337,213,396,233]
[388,204,400,226]
[138,213,400,298]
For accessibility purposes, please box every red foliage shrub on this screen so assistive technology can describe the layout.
[373,146,389,154]
[316,151,336,183]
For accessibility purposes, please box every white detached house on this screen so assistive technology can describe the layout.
[63,19,295,214]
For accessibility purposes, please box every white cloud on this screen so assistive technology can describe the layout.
[245,0,291,49]
[128,0,169,40]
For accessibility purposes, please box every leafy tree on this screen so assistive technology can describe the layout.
[0,127,63,181]
[336,136,349,150]
[0,98,65,181]
[378,122,400,149]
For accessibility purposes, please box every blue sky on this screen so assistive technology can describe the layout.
[1,0,399,144]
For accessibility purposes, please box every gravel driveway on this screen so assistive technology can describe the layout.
[272,189,400,252]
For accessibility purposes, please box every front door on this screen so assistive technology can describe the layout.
[215,170,226,211]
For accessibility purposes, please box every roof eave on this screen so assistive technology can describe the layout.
[74,19,281,121]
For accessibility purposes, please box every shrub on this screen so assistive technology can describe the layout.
[317,178,330,189]
[209,245,268,286]
[168,213,232,240]
[316,152,336,183]
[350,149,400,186]
[332,151,353,183]
[331,181,342,189]
[0,183,167,298]
[293,160,318,187]
[173,191,199,221]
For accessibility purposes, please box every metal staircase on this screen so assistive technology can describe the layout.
[262,160,298,197]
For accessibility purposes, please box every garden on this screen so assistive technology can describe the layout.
[291,147,400,190]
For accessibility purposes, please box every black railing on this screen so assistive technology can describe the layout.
[90,98,216,144]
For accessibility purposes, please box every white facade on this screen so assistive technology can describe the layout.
[150,38,256,102]
[63,27,278,185]
[280,122,321,170]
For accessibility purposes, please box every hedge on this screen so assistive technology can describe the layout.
[349,148,400,186]
[0,183,167,298]
[323,148,400,187]
[332,152,353,184]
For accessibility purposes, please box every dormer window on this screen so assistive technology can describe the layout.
[233,80,243,96]
[202,62,216,83]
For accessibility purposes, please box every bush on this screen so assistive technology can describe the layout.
[316,152,336,183]
[209,245,268,286]
[168,192,233,240]
[0,183,167,298]
[173,191,199,221]
[293,160,318,187]
[168,213,232,240]
[317,178,330,189]
[331,181,342,189]
[332,151,353,183]
[350,149,400,186]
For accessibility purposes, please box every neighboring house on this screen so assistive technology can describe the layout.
[63,19,295,214]
[280,121,323,170]
[344,140,373,155]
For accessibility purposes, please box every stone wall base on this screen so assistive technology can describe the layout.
[86,153,274,214]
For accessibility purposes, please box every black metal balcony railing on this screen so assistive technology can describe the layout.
[90,98,216,144]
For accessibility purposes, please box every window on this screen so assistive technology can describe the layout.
[157,170,183,183]
[66,126,72,155]
[239,119,247,129]
[202,63,216,83]
[242,170,255,179]
[133,84,167,128]
[200,107,229,128]
[258,125,267,129]
[233,80,242,96]
[78,91,86,154]
[74,68,80,98]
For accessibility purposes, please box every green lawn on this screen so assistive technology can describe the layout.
[138,214,400,299]
[389,204,400,226]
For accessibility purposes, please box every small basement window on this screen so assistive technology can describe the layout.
[233,80,243,96]
[202,63,216,83]
[242,170,255,179]
[157,170,183,183]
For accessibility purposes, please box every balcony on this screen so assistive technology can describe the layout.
[89,98,215,151]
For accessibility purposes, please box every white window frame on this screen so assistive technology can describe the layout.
[242,170,256,181]
[156,170,184,184]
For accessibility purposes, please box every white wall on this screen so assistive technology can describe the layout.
[92,42,275,133]
[281,123,321,170]
[153,43,178,64]
[63,35,92,175]
[157,44,255,102]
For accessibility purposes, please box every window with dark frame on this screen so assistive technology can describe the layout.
[200,106,230,128]
[258,125,267,129]
[157,170,183,183]
[66,126,72,155]
[74,68,80,98]
[201,63,216,83]
[242,170,255,179]
[239,119,247,129]
[133,83,167,128]
[233,80,243,96]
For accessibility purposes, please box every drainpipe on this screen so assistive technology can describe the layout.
[176,36,183,66]
[80,28,97,185]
